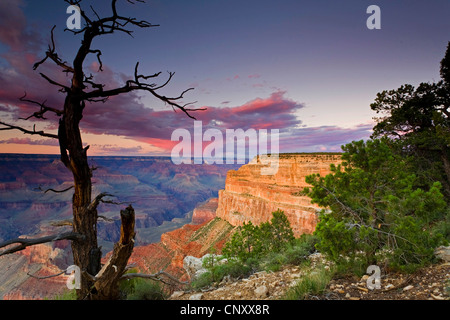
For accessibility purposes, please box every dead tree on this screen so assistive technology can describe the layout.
[0,0,203,300]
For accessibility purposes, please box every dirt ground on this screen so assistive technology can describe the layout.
[170,261,450,301]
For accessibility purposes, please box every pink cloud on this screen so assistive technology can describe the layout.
[0,0,41,53]
[0,137,58,146]
[279,123,374,153]
[0,3,373,156]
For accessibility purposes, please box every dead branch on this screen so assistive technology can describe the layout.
[33,25,75,74]
[382,275,414,292]
[49,214,114,228]
[27,269,66,280]
[49,219,73,227]
[92,205,136,299]
[0,232,85,257]
[36,185,74,194]
[121,270,188,286]
[84,63,205,119]
[39,73,70,92]
[88,192,126,212]
[18,92,64,120]
[0,121,58,139]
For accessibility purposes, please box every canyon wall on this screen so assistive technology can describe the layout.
[216,153,341,237]
[0,153,341,299]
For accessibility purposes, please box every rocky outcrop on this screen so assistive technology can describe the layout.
[192,198,219,225]
[435,246,450,262]
[0,241,71,300]
[128,217,235,282]
[216,153,341,237]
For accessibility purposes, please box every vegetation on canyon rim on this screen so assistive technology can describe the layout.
[305,41,450,274]
[22,44,450,300]
[0,0,204,300]
[0,0,448,300]
[184,42,450,298]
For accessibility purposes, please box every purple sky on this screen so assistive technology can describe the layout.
[0,0,449,156]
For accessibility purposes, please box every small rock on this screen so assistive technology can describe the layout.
[189,293,203,300]
[235,291,242,297]
[361,275,370,282]
[357,286,369,293]
[431,293,446,300]
[345,293,351,298]
[434,246,450,262]
[403,285,414,292]
[254,285,268,298]
[384,284,394,290]
[170,291,184,299]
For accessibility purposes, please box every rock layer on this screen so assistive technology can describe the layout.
[216,153,341,237]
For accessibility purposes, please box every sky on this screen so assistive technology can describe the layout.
[0,0,449,157]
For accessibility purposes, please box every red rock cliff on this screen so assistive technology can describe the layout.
[216,153,341,237]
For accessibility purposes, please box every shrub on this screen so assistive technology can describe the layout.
[283,265,333,300]
[119,269,168,300]
[306,139,449,273]
[190,259,253,290]
[222,210,295,262]
[123,278,167,300]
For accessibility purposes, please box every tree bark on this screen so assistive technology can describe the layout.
[92,205,135,300]
[0,0,201,299]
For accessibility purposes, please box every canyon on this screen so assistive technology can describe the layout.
[216,153,342,236]
[0,153,341,299]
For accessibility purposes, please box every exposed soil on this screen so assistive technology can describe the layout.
[169,259,450,301]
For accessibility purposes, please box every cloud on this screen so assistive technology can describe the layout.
[78,90,304,147]
[279,123,374,153]
[0,1,71,122]
[0,137,59,146]
[90,144,143,155]
[0,3,373,156]
[0,0,41,52]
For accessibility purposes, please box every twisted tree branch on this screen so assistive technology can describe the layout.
[0,232,85,257]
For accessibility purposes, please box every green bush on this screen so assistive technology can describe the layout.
[52,289,77,300]
[222,210,295,262]
[283,265,333,300]
[123,278,168,300]
[262,234,318,272]
[119,269,168,300]
[190,259,253,290]
[306,139,449,273]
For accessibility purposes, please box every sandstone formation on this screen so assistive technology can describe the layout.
[0,153,342,299]
[128,216,235,282]
[0,241,71,300]
[191,198,219,225]
[216,153,342,237]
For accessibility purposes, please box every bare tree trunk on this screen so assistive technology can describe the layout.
[59,95,101,299]
[0,0,203,300]
[93,205,135,300]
